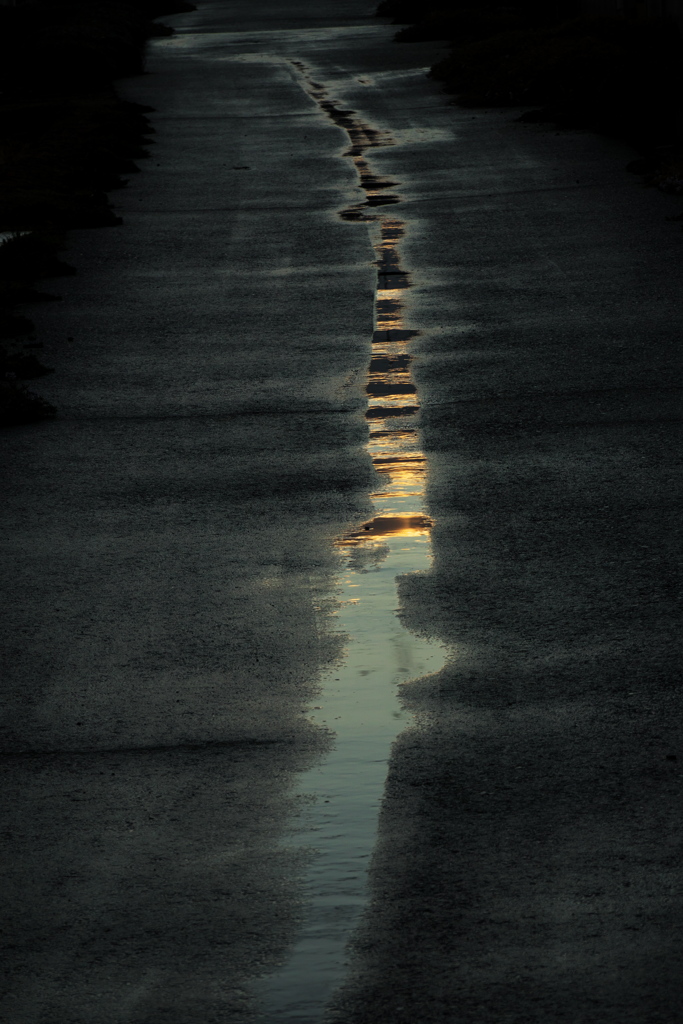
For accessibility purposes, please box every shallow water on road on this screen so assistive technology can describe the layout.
[254,69,446,1022]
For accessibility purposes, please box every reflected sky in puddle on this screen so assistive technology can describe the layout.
[256,64,445,1023]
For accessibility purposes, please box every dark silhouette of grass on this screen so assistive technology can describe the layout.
[0,0,195,426]
[0,375,56,426]
[430,16,683,151]
[0,233,75,282]
[377,2,683,202]
[377,0,581,41]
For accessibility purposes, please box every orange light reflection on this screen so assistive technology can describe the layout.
[336,513,434,548]
[375,289,407,332]
[336,216,435,552]
[370,428,417,442]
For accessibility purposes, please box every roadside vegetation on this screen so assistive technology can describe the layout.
[377,1,683,185]
[0,0,194,427]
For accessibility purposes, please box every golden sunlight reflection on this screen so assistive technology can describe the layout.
[337,514,434,547]
[373,463,425,487]
[369,427,418,444]
[375,292,407,331]
[335,215,433,551]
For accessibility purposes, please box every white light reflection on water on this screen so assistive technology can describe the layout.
[255,71,446,1024]
[255,540,443,1022]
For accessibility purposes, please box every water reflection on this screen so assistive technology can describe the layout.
[255,65,445,1023]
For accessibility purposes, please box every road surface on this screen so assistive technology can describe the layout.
[2,2,682,1022]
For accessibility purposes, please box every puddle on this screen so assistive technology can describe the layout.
[255,66,446,1023]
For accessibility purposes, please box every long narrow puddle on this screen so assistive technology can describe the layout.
[255,67,446,1022]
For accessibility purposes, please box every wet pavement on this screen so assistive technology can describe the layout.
[2,1,683,1022]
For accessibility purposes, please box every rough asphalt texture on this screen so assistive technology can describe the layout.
[2,1,682,1022]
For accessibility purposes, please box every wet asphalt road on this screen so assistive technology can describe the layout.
[2,1,683,1022]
